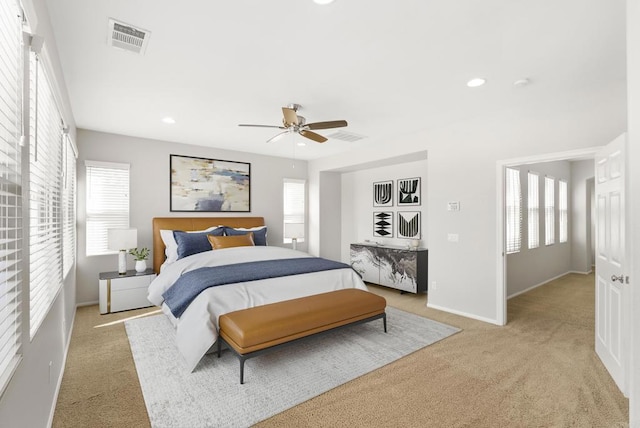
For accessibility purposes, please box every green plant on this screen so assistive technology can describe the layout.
[128,247,150,261]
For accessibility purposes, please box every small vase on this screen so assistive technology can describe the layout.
[135,260,147,273]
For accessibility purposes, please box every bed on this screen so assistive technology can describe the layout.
[147,217,368,371]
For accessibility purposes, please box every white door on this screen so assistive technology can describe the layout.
[595,134,628,395]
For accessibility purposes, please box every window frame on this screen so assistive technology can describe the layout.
[544,176,555,246]
[527,171,540,249]
[505,167,522,254]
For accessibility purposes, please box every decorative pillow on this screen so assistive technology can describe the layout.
[161,226,224,264]
[173,228,225,260]
[224,226,268,246]
[208,232,255,250]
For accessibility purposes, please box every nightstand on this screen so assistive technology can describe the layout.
[99,269,156,314]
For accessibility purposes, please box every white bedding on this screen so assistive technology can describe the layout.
[147,246,368,371]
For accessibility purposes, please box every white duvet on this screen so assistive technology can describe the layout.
[147,246,368,371]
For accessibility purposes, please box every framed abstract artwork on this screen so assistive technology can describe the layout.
[170,154,251,212]
[397,211,421,239]
[373,212,394,237]
[397,177,421,206]
[373,180,393,207]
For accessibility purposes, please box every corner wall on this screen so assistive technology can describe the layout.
[75,130,308,304]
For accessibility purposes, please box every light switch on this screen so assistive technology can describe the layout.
[448,233,459,242]
[447,201,460,211]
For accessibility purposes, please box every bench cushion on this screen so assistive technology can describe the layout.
[219,289,386,354]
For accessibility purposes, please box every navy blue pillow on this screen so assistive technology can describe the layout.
[224,226,268,246]
[173,228,224,260]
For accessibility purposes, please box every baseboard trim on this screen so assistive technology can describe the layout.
[47,305,77,428]
[426,302,501,326]
[507,271,586,300]
[76,300,98,307]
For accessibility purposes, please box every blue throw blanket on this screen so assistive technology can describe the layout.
[163,257,352,318]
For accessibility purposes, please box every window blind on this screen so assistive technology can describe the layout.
[85,160,130,256]
[29,52,63,339]
[505,168,521,254]
[545,176,555,246]
[527,172,539,249]
[559,180,568,243]
[283,178,305,243]
[62,134,76,276]
[0,0,23,392]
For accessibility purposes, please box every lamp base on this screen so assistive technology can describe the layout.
[291,238,298,251]
[118,250,127,275]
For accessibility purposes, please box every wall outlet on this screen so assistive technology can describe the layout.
[448,233,459,242]
[431,281,437,290]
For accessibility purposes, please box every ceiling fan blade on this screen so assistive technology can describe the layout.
[238,124,286,129]
[282,107,299,126]
[305,120,348,130]
[266,131,290,143]
[300,130,328,143]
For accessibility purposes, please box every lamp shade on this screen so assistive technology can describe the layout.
[108,228,138,251]
[283,223,304,239]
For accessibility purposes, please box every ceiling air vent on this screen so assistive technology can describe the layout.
[108,18,151,55]
[326,131,366,142]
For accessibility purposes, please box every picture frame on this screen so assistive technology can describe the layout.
[397,211,421,239]
[397,177,421,206]
[170,154,251,212]
[373,180,393,207]
[373,212,394,238]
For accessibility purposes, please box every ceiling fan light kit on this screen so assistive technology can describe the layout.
[239,103,348,144]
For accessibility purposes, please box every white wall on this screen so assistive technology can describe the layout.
[570,160,595,274]
[75,129,308,304]
[309,79,626,324]
[0,1,77,427]
[340,160,428,263]
[627,0,640,423]
[506,161,571,297]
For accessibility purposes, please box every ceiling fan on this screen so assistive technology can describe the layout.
[239,103,348,143]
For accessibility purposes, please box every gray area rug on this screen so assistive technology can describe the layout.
[125,306,460,428]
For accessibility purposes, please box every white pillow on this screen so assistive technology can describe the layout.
[160,226,223,267]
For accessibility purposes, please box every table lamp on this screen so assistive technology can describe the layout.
[108,228,138,274]
[283,223,304,251]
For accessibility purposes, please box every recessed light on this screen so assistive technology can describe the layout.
[162,117,176,124]
[466,78,486,88]
[513,78,530,87]
[297,142,307,147]
[313,0,335,4]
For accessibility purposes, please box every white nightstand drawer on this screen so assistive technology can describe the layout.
[99,269,156,314]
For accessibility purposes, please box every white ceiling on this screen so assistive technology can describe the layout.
[44,0,626,160]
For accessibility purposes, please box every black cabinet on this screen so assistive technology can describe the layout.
[350,243,428,293]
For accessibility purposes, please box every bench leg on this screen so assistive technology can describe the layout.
[383,313,387,333]
[217,339,221,358]
[240,357,246,384]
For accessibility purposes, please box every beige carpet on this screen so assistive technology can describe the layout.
[53,273,629,427]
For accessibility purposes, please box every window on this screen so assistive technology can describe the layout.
[505,168,521,254]
[62,134,77,276]
[545,176,555,245]
[0,0,24,392]
[29,52,64,339]
[283,179,305,243]
[559,180,568,243]
[85,161,130,256]
[527,172,539,249]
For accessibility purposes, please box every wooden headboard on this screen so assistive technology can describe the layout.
[152,216,265,273]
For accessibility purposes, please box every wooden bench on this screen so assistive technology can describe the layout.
[217,289,387,384]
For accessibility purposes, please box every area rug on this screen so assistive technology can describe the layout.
[125,306,460,428]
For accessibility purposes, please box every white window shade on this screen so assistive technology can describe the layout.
[62,134,76,277]
[85,160,130,256]
[283,179,305,243]
[29,52,64,339]
[545,176,555,246]
[559,180,568,243]
[528,172,539,249]
[0,0,24,392]
[505,168,521,254]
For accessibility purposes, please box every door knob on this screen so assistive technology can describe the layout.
[611,274,624,283]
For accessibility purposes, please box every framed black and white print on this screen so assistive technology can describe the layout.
[397,211,421,239]
[170,154,251,212]
[373,212,394,237]
[397,177,421,206]
[373,180,393,207]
